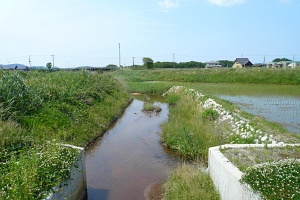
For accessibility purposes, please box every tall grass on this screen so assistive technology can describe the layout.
[0,72,42,120]
[13,70,131,146]
[161,90,223,161]
[163,164,220,200]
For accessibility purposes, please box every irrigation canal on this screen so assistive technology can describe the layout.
[85,96,180,200]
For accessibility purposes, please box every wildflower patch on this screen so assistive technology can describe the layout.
[241,159,300,200]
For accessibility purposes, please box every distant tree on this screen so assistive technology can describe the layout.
[218,60,234,68]
[177,61,205,68]
[142,57,154,69]
[154,62,175,68]
[106,64,118,68]
[46,62,52,71]
[272,58,292,62]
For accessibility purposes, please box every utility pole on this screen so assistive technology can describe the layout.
[29,55,31,67]
[132,57,135,67]
[173,53,175,68]
[51,55,55,68]
[118,43,121,68]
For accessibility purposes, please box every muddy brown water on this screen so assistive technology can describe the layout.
[85,96,181,200]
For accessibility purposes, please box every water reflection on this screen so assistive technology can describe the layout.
[85,97,180,200]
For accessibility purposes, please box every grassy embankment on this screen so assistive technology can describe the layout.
[113,68,300,200]
[115,67,300,85]
[0,70,130,199]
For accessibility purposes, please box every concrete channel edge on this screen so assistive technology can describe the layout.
[208,143,300,200]
[45,144,87,200]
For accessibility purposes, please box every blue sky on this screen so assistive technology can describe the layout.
[0,0,299,67]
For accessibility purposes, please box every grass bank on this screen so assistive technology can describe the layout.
[0,70,130,199]
[113,68,300,85]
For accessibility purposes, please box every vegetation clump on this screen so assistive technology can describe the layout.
[142,102,162,113]
[202,108,219,121]
[241,159,300,200]
[0,143,78,199]
[164,164,220,200]
[0,70,130,199]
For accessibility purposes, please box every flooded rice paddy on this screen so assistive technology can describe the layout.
[193,83,300,134]
[85,96,180,200]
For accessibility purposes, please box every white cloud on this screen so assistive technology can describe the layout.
[158,0,180,11]
[208,0,245,6]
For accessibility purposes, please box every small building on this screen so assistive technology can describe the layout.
[232,58,253,68]
[266,62,278,68]
[266,61,294,69]
[288,61,300,69]
[205,61,223,68]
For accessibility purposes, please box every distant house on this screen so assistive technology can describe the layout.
[266,62,278,68]
[288,61,300,69]
[232,58,253,68]
[266,61,294,69]
[205,61,223,68]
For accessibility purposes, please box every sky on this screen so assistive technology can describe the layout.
[0,0,299,68]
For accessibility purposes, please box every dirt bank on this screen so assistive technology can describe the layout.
[144,183,164,200]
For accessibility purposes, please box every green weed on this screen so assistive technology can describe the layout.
[164,164,220,200]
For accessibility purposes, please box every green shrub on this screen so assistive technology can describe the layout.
[167,94,180,106]
[202,108,219,121]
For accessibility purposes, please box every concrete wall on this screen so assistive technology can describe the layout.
[209,143,300,200]
[45,145,87,200]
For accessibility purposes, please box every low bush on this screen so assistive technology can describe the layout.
[202,108,219,121]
